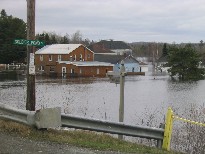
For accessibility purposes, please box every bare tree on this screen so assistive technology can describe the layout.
[70,30,83,44]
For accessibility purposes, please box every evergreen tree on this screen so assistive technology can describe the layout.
[44,33,50,45]
[162,43,168,56]
[1,9,7,18]
[0,9,26,64]
[50,35,57,44]
[167,44,204,80]
[60,34,70,44]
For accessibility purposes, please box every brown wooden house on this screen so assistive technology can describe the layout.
[35,44,113,77]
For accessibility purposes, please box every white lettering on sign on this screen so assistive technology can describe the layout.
[15,40,20,44]
[14,39,45,46]
[29,65,35,75]
[30,53,34,65]
[30,41,35,45]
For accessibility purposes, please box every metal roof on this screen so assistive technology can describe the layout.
[58,61,114,67]
[35,44,82,54]
[87,40,131,53]
[94,54,124,64]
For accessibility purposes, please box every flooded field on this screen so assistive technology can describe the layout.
[1,72,205,124]
[1,71,205,153]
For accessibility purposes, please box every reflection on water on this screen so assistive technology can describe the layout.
[0,71,25,81]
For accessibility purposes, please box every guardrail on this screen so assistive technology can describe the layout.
[61,114,164,140]
[0,103,165,148]
[0,103,35,126]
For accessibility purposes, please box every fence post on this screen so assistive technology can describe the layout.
[162,107,174,151]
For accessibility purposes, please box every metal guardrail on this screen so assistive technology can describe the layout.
[61,114,164,140]
[0,103,164,148]
[0,103,35,126]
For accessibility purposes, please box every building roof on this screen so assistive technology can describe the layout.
[88,43,114,54]
[94,54,142,65]
[88,40,131,53]
[99,40,131,50]
[94,54,124,64]
[35,44,92,54]
[123,55,140,63]
[139,61,148,65]
[58,61,114,67]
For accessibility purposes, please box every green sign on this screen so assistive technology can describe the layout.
[13,39,45,46]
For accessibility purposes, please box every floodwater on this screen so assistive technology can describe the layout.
[0,69,205,126]
[1,68,205,153]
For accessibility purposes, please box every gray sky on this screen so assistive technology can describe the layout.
[1,0,205,43]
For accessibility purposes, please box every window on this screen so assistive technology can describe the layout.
[97,68,99,74]
[80,54,82,61]
[39,66,44,71]
[50,67,54,72]
[73,55,76,61]
[62,67,66,74]
[40,55,43,61]
[87,54,90,59]
[58,55,61,61]
[71,69,74,74]
[79,69,82,74]
[49,55,52,61]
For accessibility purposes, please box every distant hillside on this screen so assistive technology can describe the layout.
[129,42,205,62]
[129,42,164,59]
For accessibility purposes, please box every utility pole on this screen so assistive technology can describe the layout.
[26,0,36,111]
[118,60,126,140]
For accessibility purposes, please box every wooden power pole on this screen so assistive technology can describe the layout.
[26,0,36,111]
[118,60,125,139]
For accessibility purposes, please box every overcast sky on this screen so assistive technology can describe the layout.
[1,0,205,43]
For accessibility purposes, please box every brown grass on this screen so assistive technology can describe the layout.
[0,119,181,154]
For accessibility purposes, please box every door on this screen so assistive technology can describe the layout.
[62,67,66,77]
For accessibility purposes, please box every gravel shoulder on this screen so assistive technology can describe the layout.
[0,131,127,154]
[0,131,94,154]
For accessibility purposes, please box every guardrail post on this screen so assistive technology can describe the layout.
[162,107,174,151]
[35,107,61,129]
[157,123,165,148]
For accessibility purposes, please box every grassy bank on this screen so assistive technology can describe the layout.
[0,119,180,154]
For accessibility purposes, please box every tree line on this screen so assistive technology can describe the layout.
[0,9,94,64]
[1,9,205,80]
[0,9,26,64]
[130,41,205,61]
[131,42,205,80]
[35,30,94,47]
